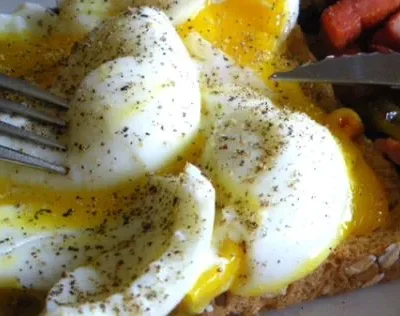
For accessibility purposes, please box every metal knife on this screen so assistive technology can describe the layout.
[270,53,400,87]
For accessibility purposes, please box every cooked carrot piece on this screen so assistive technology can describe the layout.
[372,11,400,52]
[326,108,364,139]
[337,43,362,56]
[372,28,395,51]
[356,0,400,28]
[322,1,361,50]
[322,0,400,49]
[371,44,395,53]
[375,138,400,165]
[386,10,400,42]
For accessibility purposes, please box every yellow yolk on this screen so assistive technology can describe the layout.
[0,135,205,232]
[159,133,206,175]
[0,35,77,87]
[179,240,244,314]
[0,179,148,230]
[342,143,389,236]
[178,0,321,119]
[179,0,286,67]
[325,109,389,236]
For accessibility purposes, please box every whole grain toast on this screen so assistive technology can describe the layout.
[202,27,400,316]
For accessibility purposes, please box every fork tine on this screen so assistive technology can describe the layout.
[0,144,67,175]
[0,98,66,127]
[0,74,70,174]
[0,121,66,150]
[0,74,69,109]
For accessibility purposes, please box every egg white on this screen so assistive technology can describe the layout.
[58,0,207,37]
[43,164,215,315]
[282,0,300,42]
[0,2,58,36]
[183,32,267,92]
[61,8,201,188]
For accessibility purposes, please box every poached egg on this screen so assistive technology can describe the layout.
[200,85,351,296]
[0,6,201,189]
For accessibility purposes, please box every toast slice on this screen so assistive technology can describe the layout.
[202,28,400,316]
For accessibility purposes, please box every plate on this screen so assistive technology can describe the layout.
[2,1,400,315]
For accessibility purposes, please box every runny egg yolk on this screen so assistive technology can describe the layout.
[0,34,77,87]
[325,108,389,237]
[0,179,148,230]
[0,132,205,231]
[179,240,244,314]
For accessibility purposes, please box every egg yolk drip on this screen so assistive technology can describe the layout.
[179,240,243,314]
[0,179,152,231]
[325,109,389,236]
[0,33,77,87]
[178,0,389,307]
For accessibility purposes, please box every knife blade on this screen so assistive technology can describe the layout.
[270,53,400,87]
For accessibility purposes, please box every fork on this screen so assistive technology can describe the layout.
[0,74,69,175]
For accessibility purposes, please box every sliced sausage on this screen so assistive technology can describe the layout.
[322,0,400,49]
